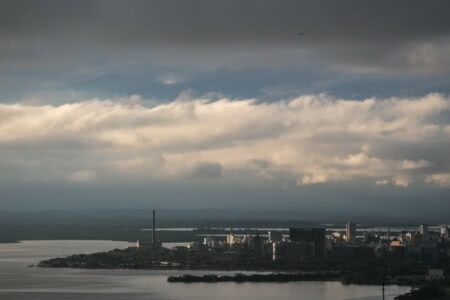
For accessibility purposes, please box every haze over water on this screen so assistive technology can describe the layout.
[0,240,410,300]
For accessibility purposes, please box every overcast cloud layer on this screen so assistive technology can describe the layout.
[1,0,450,102]
[2,0,450,72]
[1,93,449,189]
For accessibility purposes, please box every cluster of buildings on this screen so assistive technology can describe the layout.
[195,221,450,268]
[328,222,450,267]
[137,211,450,272]
[202,233,268,256]
[197,227,326,263]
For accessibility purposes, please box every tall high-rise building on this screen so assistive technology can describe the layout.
[226,233,236,245]
[346,220,356,242]
[441,225,449,240]
[419,224,429,241]
[289,227,326,258]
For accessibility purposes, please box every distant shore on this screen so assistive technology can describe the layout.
[166,272,425,286]
[166,273,450,300]
[39,255,422,287]
[167,272,341,283]
[0,239,19,243]
[38,247,428,287]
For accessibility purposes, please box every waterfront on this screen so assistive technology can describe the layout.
[0,240,410,300]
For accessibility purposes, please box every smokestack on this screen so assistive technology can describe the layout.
[152,209,156,246]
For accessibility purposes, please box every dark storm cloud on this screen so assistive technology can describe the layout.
[1,0,450,72]
[1,0,449,44]
[1,0,450,103]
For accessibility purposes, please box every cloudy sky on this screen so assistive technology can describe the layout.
[1,0,450,217]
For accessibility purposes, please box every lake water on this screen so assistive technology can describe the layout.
[0,240,411,300]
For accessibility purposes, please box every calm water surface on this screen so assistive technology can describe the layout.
[0,240,411,300]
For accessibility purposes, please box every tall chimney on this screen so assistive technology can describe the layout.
[152,209,156,246]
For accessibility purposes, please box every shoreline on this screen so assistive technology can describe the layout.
[37,245,429,287]
[166,273,419,288]
[0,240,19,244]
[37,262,422,287]
[167,272,339,283]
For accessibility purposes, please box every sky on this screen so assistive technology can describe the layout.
[1,0,450,218]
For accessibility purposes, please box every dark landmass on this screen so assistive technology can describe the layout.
[38,246,430,286]
[38,245,450,299]
[166,272,427,286]
[171,272,450,300]
[394,283,449,299]
[167,272,340,283]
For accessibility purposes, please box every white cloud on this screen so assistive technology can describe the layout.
[300,174,328,185]
[401,160,431,170]
[0,93,449,187]
[393,176,409,188]
[425,173,450,188]
[156,74,184,85]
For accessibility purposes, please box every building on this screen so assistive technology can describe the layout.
[289,227,326,258]
[203,237,216,248]
[440,225,449,240]
[273,241,316,263]
[152,209,157,246]
[268,231,283,242]
[226,233,235,245]
[330,245,375,261]
[420,240,439,266]
[428,269,444,281]
[345,220,356,242]
[419,224,429,241]
[246,234,265,256]
[226,233,241,246]
[389,240,406,261]
[272,242,277,261]
[405,231,421,246]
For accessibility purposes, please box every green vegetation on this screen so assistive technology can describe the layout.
[39,247,177,269]
[39,245,433,287]
[394,283,448,299]
[167,272,340,283]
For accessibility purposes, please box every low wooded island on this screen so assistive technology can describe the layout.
[394,284,449,300]
[37,245,450,298]
[38,246,430,286]
[167,272,341,283]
